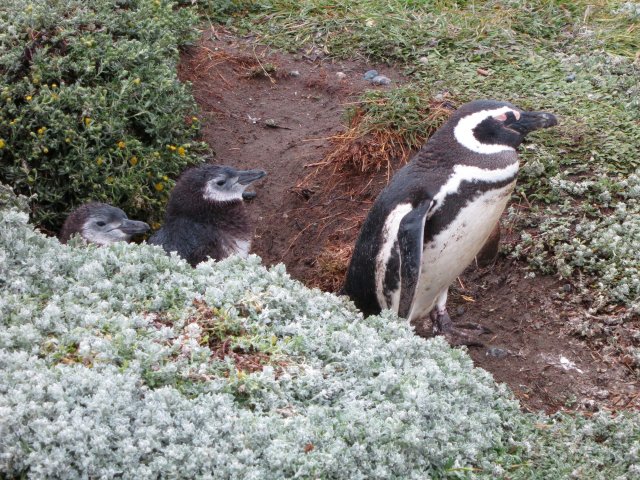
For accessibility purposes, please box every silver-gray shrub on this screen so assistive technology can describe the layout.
[0,191,516,478]
[2,189,639,479]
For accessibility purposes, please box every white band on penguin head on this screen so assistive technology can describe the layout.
[453,107,518,154]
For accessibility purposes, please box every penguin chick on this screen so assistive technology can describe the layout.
[342,99,557,346]
[59,203,150,245]
[148,164,266,266]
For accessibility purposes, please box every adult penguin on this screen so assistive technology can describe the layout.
[148,164,266,266]
[342,99,557,345]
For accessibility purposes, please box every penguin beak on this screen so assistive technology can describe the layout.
[118,219,150,235]
[237,169,267,185]
[508,111,558,135]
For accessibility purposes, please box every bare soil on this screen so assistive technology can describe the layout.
[178,29,639,414]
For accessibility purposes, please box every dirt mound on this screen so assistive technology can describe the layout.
[178,30,639,414]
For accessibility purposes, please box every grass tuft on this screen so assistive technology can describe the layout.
[323,87,453,174]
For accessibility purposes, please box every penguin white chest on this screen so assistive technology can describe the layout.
[409,181,516,321]
[224,237,251,258]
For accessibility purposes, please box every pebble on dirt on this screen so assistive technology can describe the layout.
[371,75,391,85]
[289,70,300,77]
[486,347,510,359]
[565,72,576,82]
[363,69,378,80]
[336,72,346,80]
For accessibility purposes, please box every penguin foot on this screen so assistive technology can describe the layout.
[442,327,487,347]
[430,310,489,347]
[430,309,453,335]
[455,322,492,334]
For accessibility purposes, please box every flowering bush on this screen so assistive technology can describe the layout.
[1,186,639,478]
[0,0,204,230]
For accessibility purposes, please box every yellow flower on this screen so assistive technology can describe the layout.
[96,157,104,166]
[51,93,59,100]
[167,145,176,151]
[25,95,32,102]
[153,151,160,157]
[9,119,17,126]
[106,176,114,184]
[37,127,46,136]
[117,141,126,149]
[0,139,5,149]
[65,137,71,143]
[151,222,161,230]
[133,78,141,85]
[191,116,198,122]
[154,182,164,191]
[129,156,138,166]
[162,175,168,181]
[84,117,92,127]
[51,83,58,89]
[43,147,49,153]
[177,146,186,156]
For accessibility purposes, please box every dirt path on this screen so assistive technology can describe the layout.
[179,29,639,414]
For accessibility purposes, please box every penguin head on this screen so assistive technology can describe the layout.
[452,100,558,154]
[179,164,266,203]
[60,203,150,245]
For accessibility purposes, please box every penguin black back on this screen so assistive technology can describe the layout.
[148,164,266,266]
[59,202,149,245]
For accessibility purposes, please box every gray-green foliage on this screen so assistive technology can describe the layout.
[0,188,515,478]
[1,188,639,478]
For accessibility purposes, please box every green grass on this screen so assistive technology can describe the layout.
[221,0,640,318]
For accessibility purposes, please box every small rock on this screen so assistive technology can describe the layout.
[336,71,346,80]
[371,75,391,85]
[486,347,509,359]
[563,283,572,293]
[582,399,599,411]
[433,93,445,102]
[456,306,465,316]
[565,72,576,82]
[476,68,490,76]
[595,389,610,400]
[363,69,378,80]
[289,70,300,77]
[418,56,429,64]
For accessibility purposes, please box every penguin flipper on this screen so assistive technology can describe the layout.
[397,199,434,318]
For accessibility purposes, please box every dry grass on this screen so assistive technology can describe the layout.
[307,242,354,292]
[319,92,454,175]
[184,41,281,84]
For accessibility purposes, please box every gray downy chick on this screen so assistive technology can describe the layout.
[59,202,150,245]
[148,164,266,266]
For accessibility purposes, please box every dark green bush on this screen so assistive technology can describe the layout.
[0,0,206,230]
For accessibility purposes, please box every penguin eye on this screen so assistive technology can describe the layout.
[216,179,226,186]
[96,221,106,227]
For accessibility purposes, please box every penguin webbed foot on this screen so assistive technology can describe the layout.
[430,309,490,347]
